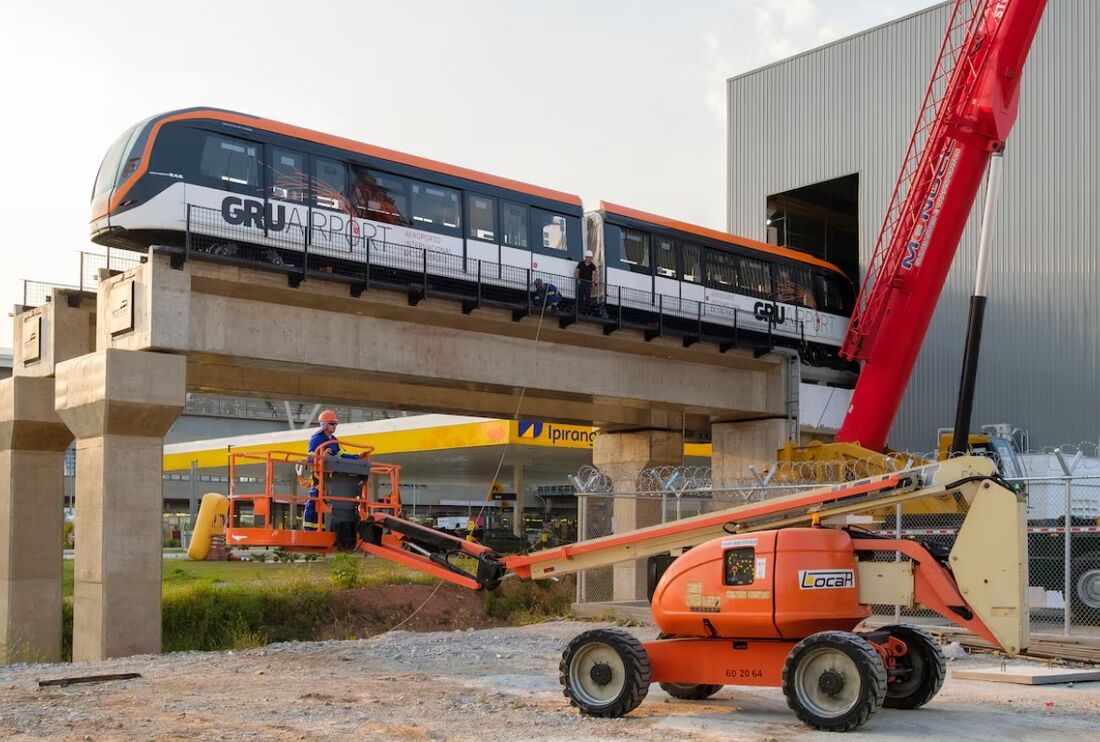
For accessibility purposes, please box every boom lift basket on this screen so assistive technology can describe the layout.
[225,442,402,552]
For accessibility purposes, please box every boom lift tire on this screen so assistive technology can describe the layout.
[560,629,650,717]
[658,682,723,700]
[878,624,946,709]
[782,631,887,732]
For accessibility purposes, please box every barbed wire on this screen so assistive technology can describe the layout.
[571,443,1100,498]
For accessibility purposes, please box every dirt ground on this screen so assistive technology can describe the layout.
[2,621,1098,741]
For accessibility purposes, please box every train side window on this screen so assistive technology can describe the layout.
[467,194,497,242]
[270,148,307,202]
[735,256,772,299]
[705,250,737,290]
[724,547,756,586]
[655,237,677,278]
[532,208,568,251]
[352,168,410,226]
[679,241,702,283]
[199,133,261,193]
[311,157,347,211]
[775,264,817,308]
[411,182,461,236]
[621,228,651,272]
[817,275,849,314]
[502,202,528,248]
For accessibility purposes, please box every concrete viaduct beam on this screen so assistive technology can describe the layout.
[97,252,786,434]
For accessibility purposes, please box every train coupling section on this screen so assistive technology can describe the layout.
[359,513,508,591]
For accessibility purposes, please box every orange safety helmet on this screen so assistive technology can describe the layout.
[319,410,339,424]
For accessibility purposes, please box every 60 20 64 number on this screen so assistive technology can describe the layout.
[725,668,764,679]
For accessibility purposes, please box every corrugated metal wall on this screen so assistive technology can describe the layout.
[727,0,1098,452]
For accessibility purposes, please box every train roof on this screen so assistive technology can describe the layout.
[599,200,847,276]
[138,107,583,207]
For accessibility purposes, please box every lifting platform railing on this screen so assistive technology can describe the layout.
[226,443,400,546]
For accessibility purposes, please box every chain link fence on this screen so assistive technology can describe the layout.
[574,444,1100,635]
[20,249,144,308]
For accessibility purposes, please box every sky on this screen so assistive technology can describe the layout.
[0,0,941,347]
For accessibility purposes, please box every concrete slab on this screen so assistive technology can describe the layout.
[953,665,1100,685]
[95,252,787,435]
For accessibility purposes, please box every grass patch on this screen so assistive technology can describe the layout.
[161,581,351,652]
[55,555,573,660]
[482,576,574,625]
[61,557,392,598]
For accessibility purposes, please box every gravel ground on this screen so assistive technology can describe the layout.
[1,621,1098,741]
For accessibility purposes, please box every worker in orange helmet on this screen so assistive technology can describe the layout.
[303,410,359,531]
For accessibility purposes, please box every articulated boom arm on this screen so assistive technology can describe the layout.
[362,457,1028,653]
[837,0,1047,450]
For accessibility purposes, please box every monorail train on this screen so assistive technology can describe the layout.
[91,107,854,367]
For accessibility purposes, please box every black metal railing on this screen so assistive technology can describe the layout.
[179,203,804,354]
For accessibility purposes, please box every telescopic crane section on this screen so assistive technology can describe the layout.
[836,0,1047,451]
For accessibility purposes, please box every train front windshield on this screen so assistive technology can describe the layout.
[91,117,154,204]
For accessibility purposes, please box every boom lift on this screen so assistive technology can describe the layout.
[192,447,1027,731]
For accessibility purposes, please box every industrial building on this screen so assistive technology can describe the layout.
[726,0,1098,451]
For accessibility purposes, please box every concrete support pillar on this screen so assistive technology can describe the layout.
[0,377,73,663]
[711,419,789,490]
[512,464,525,538]
[593,430,682,601]
[54,350,185,662]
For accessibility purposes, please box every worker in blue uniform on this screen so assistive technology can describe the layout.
[303,410,358,531]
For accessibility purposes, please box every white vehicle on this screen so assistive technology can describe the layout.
[91,107,856,369]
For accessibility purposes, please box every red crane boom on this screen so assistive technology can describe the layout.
[836,0,1047,450]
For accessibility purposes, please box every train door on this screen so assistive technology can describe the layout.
[678,240,706,311]
[653,234,681,312]
[307,155,351,259]
[529,208,582,299]
[266,145,310,253]
[613,226,655,310]
[465,192,500,280]
[810,274,852,347]
[185,130,266,242]
[500,200,532,289]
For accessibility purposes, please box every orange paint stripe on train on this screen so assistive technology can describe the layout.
[109,109,583,215]
[600,200,847,276]
[90,200,109,223]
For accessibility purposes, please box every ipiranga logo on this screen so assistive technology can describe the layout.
[798,569,855,590]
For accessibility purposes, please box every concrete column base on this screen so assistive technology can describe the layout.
[593,430,682,601]
[711,419,789,490]
[55,350,185,662]
[512,464,525,538]
[0,377,73,664]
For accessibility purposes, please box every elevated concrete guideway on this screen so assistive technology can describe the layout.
[2,248,796,663]
[102,251,787,435]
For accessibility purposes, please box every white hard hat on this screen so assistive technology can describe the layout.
[585,250,594,258]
